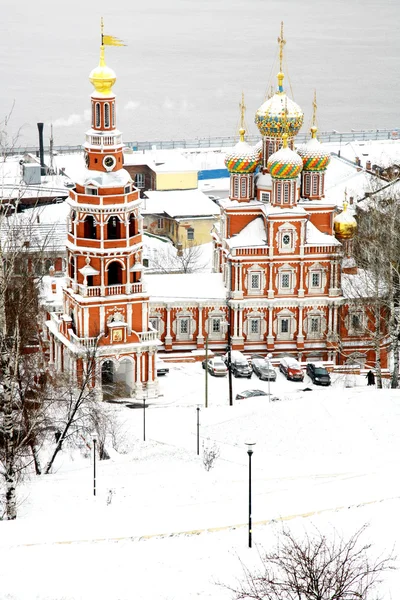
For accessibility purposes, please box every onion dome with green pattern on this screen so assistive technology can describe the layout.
[225,129,260,173]
[298,126,331,171]
[255,72,304,138]
[267,133,303,179]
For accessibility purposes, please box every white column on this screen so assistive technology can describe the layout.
[328,305,333,333]
[148,351,154,383]
[238,264,243,292]
[84,307,89,337]
[333,306,338,334]
[197,304,204,342]
[165,305,172,344]
[99,305,105,335]
[136,350,142,382]
[101,257,105,295]
[238,308,243,338]
[142,301,148,332]
[297,306,304,340]
[298,261,305,298]
[268,263,274,298]
[233,306,238,338]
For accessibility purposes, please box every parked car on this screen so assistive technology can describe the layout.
[224,350,252,378]
[205,357,228,377]
[306,363,331,386]
[156,359,169,376]
[236,389,268,400]
[252,358,277,381]
[279,356,304,381]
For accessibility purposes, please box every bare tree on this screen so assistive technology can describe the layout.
[354,188,400,388]
[225,525,395,600]
[148,241,210,274]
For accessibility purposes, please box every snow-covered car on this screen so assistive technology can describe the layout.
[252,358,276,381]
[235,389,268,400]
[205,357,228,377]
[156,359,169,376]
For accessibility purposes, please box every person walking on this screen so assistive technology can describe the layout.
[366,370,375,386]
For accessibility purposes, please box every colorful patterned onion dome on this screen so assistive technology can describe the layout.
[333,202,357,240]
[298,126,331,171]
[255,73,304,138]
[267,133,303,179]
[225,129,259,174]
[254,139,263,162]
[89,46,116,96]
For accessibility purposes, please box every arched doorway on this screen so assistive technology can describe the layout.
[107,261,123,286]
[101,360,115,399]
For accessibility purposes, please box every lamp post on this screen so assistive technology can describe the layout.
[196,406,200,455]
[227,305,233,407]
[205,334,209,408]
[246,442,256,548]
[143,390,146,442]
[267,352,273,400]
[93,435,97,497]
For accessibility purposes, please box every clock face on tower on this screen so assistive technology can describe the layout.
[103,155,117,171]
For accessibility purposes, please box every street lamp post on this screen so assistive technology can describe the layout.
[227,304,233,406]
[93,435,97,497]
[246,442,256,548]
[196,406,200,455]
[267,352,273,400]
[205,334,209,408]
[143,392,146,442]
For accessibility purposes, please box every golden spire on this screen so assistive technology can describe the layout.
[311,90,318,138]
[282,132,289,149]
[239,92,246,142]
[278,21,286,73]
[89,17,126,96]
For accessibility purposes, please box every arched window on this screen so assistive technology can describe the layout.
[91,104,95,127]
[107,261,122,286]
[107,216,121,240]
[129,214,136,237]
[304,174,311,196]
[83,216,97,239]
[233,177,239,197]
[240,177,247,197]
[69,210,76,233]
[104,103,110,128]
[95,103,101,128]
[312,175,319,196]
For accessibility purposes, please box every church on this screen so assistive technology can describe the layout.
[44,26,388,399]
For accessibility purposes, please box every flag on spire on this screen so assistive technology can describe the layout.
[100,18,126,47]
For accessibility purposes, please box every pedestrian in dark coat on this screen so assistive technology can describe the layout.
[366,370,375,386]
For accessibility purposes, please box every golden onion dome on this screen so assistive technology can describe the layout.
[255,72,304,138]
[89,45,116,96]
[225,129,259,174]
[297,126,331,171]
[333,202,357,239]
[267,133,303,179]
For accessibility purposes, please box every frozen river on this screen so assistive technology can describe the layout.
[1,0,399,146]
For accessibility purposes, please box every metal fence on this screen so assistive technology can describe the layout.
[8,128,400,156]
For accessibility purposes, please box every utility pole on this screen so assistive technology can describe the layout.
[205,334,209,408]
[228,303,233,406]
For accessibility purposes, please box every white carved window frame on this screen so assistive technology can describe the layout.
[149,315,165,337]
[304,308,327,340]
[172,311,196,341]
[205,309,226,340]
[276,264,296,295]
[306,262,327,295]
[345,308,365,336]
[260,191,270,203]
[244,310,266,341]
[244,264,266,296]
[276,222,298,254]
[274,308,296,341]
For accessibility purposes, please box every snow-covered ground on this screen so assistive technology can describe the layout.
[1,365,400,599]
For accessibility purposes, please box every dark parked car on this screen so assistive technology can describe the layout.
[306,363,331,386]
[252,358,277,381]
[236,389,268,400]
[156,359,169,376]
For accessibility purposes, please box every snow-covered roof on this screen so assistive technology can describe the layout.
[305,220,341,246]
[0,156,71,201]
[227,217,267,248]
[145,272,226,301]
[123,149,197,173]
[143,189,220,218]
[324,155,376,205]
[255,172,272,188]
[335,140,400,168]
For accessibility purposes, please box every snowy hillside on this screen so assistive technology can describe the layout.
[0,365,399,599]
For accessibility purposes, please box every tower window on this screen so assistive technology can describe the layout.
[112,103,116,128]
[233,178,239,197]
[104,103,110,128]
[283,183,290,203]
[304,173,311,195]
[240,178,247,197]
[107,216,121,240]
[95,103,100,128]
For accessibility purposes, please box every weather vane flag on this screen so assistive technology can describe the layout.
[101,17,126,47]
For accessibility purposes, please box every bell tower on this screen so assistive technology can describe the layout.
[51,29,159,399]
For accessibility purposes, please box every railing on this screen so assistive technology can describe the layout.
[138,329,158,342]
[304,246,340,254]
[8,129,399,156]
[70,331,99,349]
[76,282,145,297]
[85,134,122,146]
[234,247,269,256]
